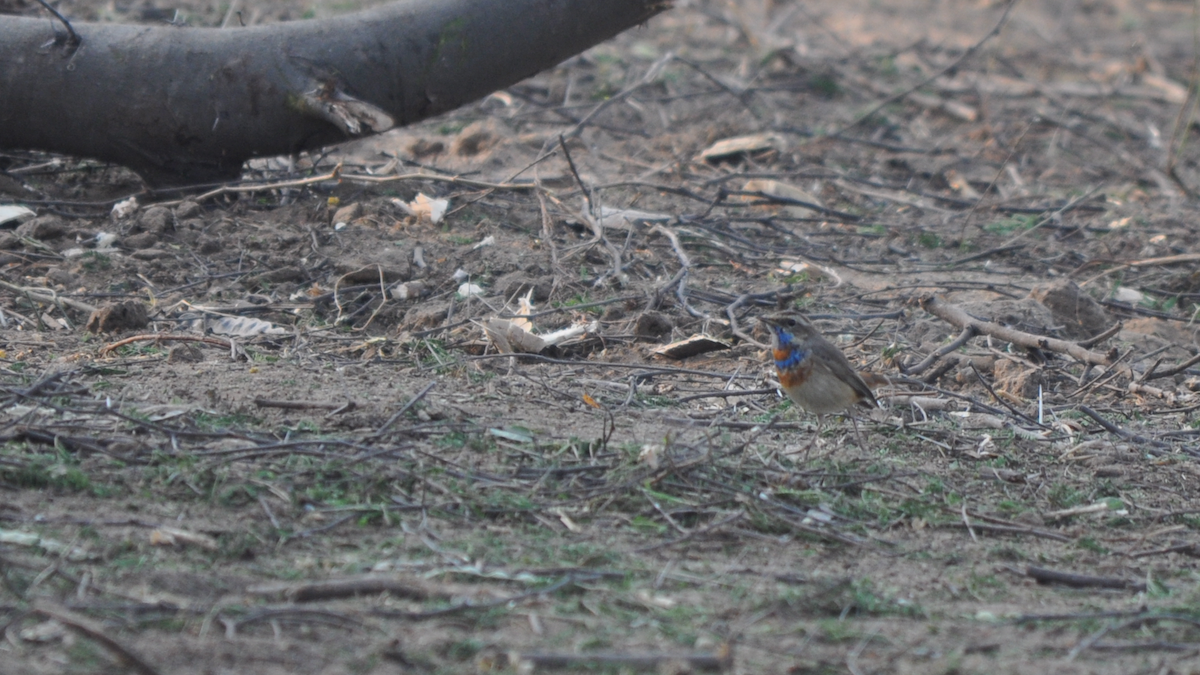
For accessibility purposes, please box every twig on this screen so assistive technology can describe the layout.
[564,51,675,139]
[0,280,98,314]
[1144,352,1200,381]
[631,511,746,553]
[372,381,436,436]
[32,0,81,48]
[281,514,355,543]
[98,334,232,355]
[1026,566,1146,592]
[902,326,977,376]
[32,600,161,675]
[1077,405,1170,451]
[651,224,713,321]
[676,387,776,403]
[156,166,534,208]
[960,503,978,543]
[246,575,445,602]
[371,573,601,620]
[1077,322,1123,349]
[511,646,732,672]
[942,521,1071,542]
[725,293,767,348]
[830,0,1017,136]
[253,398,355,412]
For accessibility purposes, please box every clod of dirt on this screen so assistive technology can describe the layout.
[493,272,553,301]
[167,343,204,363]
[0,232,18,249]
[451,120,502,157]
[16,214,66,240]
[408,138,445,157]
[992,358,1043,399]
[403,300,451,329]
[86,300,149,333]
[1029,280,1111,340]
[635,311,674,339]
[196,236,223,254]
[139,205,172,233]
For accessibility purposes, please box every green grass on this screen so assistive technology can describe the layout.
[983,214,1039,236]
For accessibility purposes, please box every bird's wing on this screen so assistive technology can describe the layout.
[808,339,879,408]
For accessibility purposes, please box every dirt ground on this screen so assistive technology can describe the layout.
[6,0,1200,672]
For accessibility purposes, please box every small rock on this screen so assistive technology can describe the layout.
[139,206,172,233]
[16,215,66,241]
[124,233,158,250]
[175,201,202,220]
[46,267,76,287]
[0,232,20,249]
[86,300,149,333]
[332,203,363,225]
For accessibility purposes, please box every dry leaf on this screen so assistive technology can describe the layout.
[653,334,731,359]
[513,288,535,332]
[697,133,778,161]
[480,318,546,354]
[392,193,449,224]
[149,526,219,551]
[741,178,823,218]
[582,393,601,409]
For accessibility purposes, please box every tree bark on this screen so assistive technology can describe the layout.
[0,0,669,186]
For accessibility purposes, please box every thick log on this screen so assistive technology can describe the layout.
[0,0,669,186]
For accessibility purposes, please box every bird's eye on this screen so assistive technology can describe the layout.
[785,318,797,327]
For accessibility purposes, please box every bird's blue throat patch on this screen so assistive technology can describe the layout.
[774,346,808,370]
[771,325,807,369]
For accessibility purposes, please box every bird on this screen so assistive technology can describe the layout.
[758,311,878,446]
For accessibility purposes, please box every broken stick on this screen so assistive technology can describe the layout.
[918,295,1115,366]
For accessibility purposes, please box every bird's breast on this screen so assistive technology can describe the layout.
[773,347,807,371]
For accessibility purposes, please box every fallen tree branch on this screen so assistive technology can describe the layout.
[0,0,670,185]
[918,295,1115,366]
[1026,566,1146,592]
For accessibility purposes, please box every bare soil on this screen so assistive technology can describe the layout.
[5,0,1200,673]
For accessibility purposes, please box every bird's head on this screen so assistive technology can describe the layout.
[758,312,817,347]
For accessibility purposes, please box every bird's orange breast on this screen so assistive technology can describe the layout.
[776,356,812,390]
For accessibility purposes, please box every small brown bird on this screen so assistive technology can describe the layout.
[759,311,878,444]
